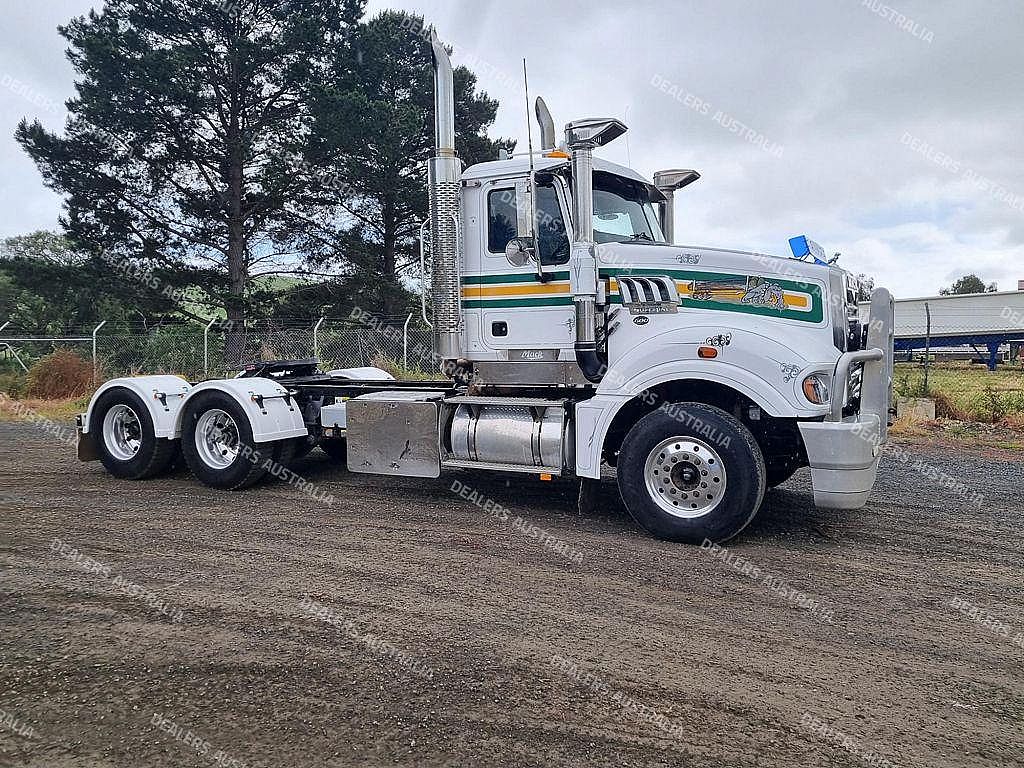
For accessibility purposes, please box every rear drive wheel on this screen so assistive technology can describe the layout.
[94,388,178,480]
[617,403,766,544]
[181,392,273,490]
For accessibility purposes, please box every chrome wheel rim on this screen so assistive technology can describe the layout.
[102,404,142,461]
[195,409,241,470]
[644,436,728,518]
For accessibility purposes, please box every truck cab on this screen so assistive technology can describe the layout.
[460,156,666,379]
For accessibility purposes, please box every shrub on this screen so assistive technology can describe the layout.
[0,365,26,397]
[931,391,963,421]
[968,383,1012,424]
[25,349,95,399]
[893,371,928,398]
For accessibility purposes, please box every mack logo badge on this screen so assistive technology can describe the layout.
[509,349,559,362]
[633,316,650,326]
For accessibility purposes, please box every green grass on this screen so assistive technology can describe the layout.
[894,361,1024,422]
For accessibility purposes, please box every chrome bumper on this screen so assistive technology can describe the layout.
[799,288,894,509]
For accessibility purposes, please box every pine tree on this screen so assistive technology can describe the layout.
[17,0,365,361]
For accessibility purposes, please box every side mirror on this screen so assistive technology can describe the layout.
[505,237,534,267]
[653,169,700,243]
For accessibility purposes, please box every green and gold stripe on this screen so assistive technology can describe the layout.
[459,268,824,323]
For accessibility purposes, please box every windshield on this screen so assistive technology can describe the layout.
[592,173,665,244]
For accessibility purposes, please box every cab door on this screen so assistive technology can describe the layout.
[468,176,575,358]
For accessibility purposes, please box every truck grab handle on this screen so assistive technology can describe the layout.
[829,348,884,421]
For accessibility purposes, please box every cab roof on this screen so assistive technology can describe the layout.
[462,154,655,187]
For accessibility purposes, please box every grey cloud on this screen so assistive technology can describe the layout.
[2,0,1021,296]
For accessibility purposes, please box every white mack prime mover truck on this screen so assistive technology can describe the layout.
[76,33,895,544]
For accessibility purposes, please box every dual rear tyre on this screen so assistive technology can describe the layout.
[94,389,179,480]
[93,389,300,490]
[616,402,766,544]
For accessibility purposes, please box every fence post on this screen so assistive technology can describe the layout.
[203,317,217,377]
[313,316,325,362]
[0,321,9,334]
[923,301,931,394]
[403,313,413,370]
[91,320,107,383]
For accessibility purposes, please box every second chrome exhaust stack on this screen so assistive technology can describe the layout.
[564,118,628,384]
[428,31,463,364]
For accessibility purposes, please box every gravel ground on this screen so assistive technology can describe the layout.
[0,420,1022,768]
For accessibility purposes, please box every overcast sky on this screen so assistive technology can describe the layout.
[1,0,1021,298]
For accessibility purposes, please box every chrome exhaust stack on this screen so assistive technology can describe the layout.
[653,169,700,244]
[429,31,463,364]
[564,118,627,383]
[535,97,556,151]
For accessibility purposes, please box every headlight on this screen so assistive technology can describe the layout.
[802,374,831,405]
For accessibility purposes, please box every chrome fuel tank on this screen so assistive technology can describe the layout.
[448,401,567,470]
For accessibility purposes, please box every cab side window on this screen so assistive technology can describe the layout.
[486,183,570,265]
[535,185,569,265]
[487,188,517,254]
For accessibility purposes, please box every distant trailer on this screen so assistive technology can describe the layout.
[859,290,1024,369]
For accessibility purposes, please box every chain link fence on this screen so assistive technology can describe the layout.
[0,317,438,385]
[4,317,1024,423]
[892,348,1024,422]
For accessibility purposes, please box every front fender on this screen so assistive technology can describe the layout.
[573,360,830,480]
[175,378,308,443]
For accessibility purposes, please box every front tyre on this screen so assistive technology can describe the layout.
[94,388,178,480]
[617,403,766,544]
[181,391,272,490]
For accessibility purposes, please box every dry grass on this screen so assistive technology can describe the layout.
[888,411,931,437]
[25,350,96,399]
[0,395,90,422]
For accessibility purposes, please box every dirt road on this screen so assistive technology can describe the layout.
[1,421,1021,767]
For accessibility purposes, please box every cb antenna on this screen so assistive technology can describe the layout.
[523,59,536,239]
[523,58,546,281]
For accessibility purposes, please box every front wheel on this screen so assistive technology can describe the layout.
[616,403,766,544]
